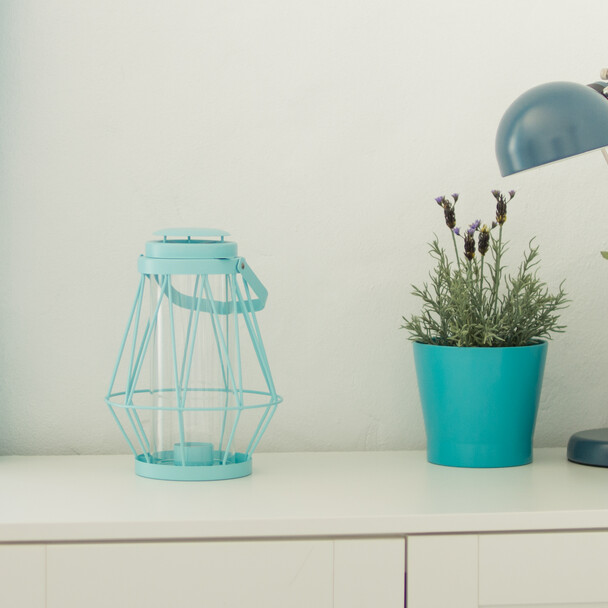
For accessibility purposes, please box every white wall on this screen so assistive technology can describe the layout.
[1,0,607,455]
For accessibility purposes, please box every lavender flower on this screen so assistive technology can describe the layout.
[478,225,490,256]
[434,194,457,229]
[464,232,476,260]
[467,219,481,235]
[491,189,516,225]
[445,207,456,229]
[496,195,508,225]
[453,227,461,236]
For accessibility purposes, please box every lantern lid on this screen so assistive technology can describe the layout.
[145,228,238,259]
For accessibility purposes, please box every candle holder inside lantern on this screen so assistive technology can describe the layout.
[106,229,282,480]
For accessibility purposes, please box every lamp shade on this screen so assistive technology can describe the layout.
[496,81,608,176]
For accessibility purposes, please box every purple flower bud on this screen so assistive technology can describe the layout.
[478,225,490,256]
[496,198,507,225]
[451,193,459,202]
[464,233,476,260]
[508,190,515,198]
[467,219,481,235]
[491,189,501,199]
[453,227,460,236]
[435,195,446,206]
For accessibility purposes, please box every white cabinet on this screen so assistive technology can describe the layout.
[2,451,608,608]
[479,532,608,607]
[407,535,478,608]
[334,538,405,607]
[0,544,45,608]
[408,532,608,608]
[47,540,334,608]
[0,538,405,608]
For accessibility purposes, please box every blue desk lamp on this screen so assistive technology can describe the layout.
[496,69,608,467]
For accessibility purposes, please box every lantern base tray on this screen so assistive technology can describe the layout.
[134,451,252,481]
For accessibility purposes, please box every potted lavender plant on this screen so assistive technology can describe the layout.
[402,191,568,468]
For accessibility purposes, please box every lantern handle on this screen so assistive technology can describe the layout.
[152,258,268,313]
[237,258,268,310]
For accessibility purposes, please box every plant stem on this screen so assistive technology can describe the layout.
[491,224,503,315]
[480,256,485,316]
[451,231,461,271]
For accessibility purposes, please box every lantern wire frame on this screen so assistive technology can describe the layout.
[105,261,282,480]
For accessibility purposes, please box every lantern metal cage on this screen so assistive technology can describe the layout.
[105,229,282,481]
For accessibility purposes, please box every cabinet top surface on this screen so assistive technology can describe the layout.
[1,449,607,542]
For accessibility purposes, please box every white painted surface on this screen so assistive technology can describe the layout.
[484,605,608,608]
[410,533,608,608]
[2,1,608,457]
[47,540,334,608]
[0,544,46,608]
[2,451,608,608]
[333,538,405,608]
[407,535,478,608]
[479,532,608,606]
[1,449,607,542]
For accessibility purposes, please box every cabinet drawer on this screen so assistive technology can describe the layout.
[47,540,333,608]
[0,544,45,608]
[479,532,608,606]
[407,535,478,608]
[334,538,405,607]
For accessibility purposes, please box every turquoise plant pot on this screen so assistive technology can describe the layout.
[413,340,548,468]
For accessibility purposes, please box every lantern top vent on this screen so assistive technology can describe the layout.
[146,227,238,260]
[153,228,230,239]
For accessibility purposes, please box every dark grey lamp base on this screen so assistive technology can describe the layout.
[567,428,608,467]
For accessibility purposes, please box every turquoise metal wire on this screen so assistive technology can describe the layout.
[106,275,152,462]
[107,387,277,411]
[222,273,243,465]
[167,276,187,466]
[200,274,243,465]
[125,277,151,455]
[238,279,278,457]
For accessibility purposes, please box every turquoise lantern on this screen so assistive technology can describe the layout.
[106,229,282,480]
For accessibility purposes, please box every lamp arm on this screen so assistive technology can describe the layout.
[587,69,608,99]
[590,69,608,165]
